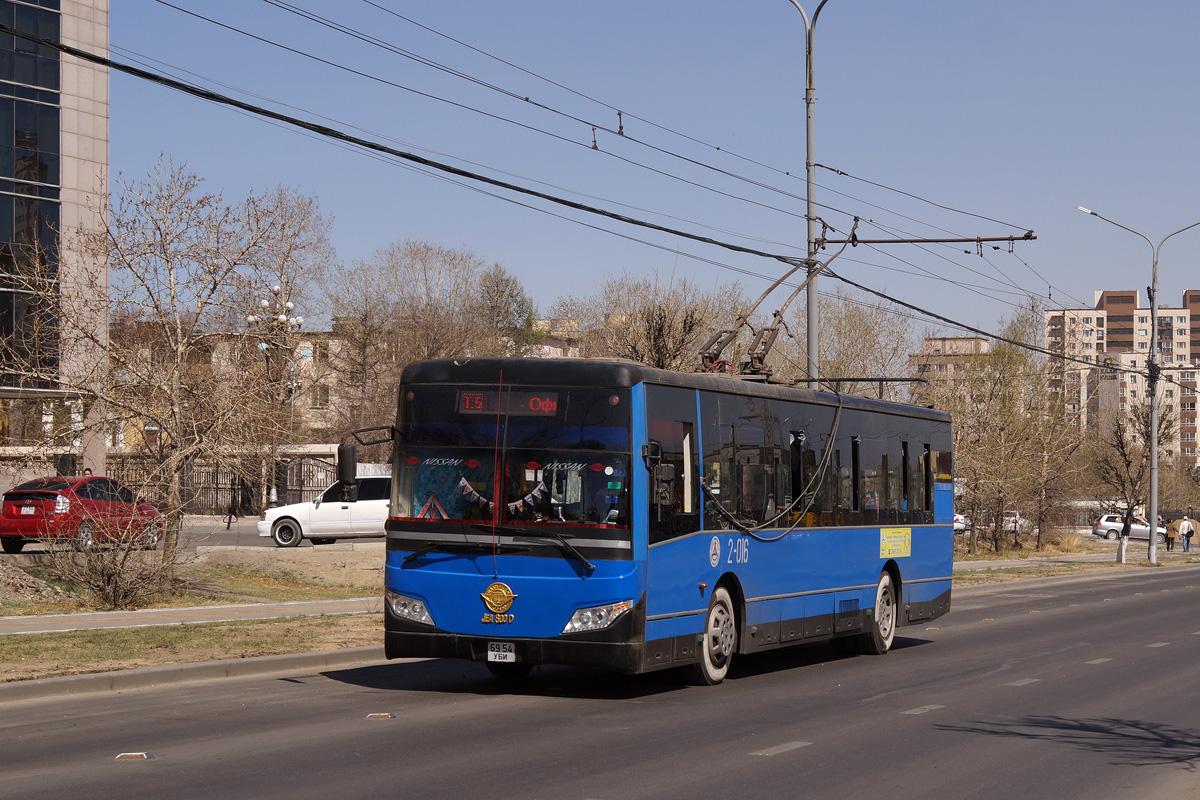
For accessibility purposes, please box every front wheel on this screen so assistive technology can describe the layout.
[1156,533,1166,545]
[1,537,24,554]
[684,586,738,685]
[1106,530,1118,541]
[856,572,897,655]
[271,519,303,548]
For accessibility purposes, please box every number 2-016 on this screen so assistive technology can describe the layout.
[727,538,749,564]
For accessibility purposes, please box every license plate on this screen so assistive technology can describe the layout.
[487,642,515,663]
[19,506,35,515]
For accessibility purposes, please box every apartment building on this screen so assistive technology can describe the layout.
[1046,290,1200,465]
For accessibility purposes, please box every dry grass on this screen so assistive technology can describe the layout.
[0,613,382,682]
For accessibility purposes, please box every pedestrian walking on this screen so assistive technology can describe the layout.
[1166,519,1180,552]
[1182,516,1195,553]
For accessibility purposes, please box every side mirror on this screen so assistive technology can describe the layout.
[337,442,358,487]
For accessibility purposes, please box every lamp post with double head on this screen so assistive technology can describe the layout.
[1078,206,1200,565]
[246,284,306,505]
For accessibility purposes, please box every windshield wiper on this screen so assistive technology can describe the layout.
[403,540,527,564]
[472,524,596,573]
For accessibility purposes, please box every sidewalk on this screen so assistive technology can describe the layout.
[0,596,382,636]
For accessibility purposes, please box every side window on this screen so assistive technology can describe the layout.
[358,478,390,502]
[75,481,101,501]
[321,483,343,503]
[116,485,135,504]
[645,384,700,544]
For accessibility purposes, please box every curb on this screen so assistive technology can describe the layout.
[0,645,390,704]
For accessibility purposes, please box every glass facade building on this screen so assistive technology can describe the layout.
[0,0,107,468]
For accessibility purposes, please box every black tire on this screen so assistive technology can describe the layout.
[683,585,738,685]
[271,519,303,548]
[1,537,24,554]
[142,522,162,550]
[1105,530,1118,541]
[485,661,534,681]
[75,522,95,550]
[856,571,897,656]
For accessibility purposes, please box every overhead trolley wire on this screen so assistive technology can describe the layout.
[40,26,1108,384]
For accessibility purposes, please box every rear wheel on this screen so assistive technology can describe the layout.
[1,537,24,554]
[75,523,95,550]
[142,522,162,550]
[271,519,303,548]
[856,572,897,655]
[1105,530,1118,540]
[683,586,737,685]
[1156,533,1166,545]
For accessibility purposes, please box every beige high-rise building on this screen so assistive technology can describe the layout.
[1046,290,1200,465]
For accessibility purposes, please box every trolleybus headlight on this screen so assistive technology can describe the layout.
[387,590,435,626]
[561,600,633,634]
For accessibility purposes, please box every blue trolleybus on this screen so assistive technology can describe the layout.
[378,358,953,684]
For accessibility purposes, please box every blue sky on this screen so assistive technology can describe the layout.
[110,1,1200,336]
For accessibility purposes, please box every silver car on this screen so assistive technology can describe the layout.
[1091,513,1166,543]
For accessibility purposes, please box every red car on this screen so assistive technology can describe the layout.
[0,476,161,554]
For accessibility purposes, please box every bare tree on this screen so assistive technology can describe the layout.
[551,271,745,371]
[1,160,334,604]
[322,241,539,447]
[776,286,917,398]
[1087,396,1175,561]
[915,301,1084,554]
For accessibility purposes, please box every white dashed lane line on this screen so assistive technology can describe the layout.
[901,705,945,715]
[1086,658,1112,664]
[750,742,812,757]
[1005,678,1040,686]
[1147,642,1171,648]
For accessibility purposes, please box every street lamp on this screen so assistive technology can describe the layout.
[787,0,833,390]
[1078,206,1200,565]
[247,285,306,506]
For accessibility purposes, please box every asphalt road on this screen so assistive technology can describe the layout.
[6,567,1200,799]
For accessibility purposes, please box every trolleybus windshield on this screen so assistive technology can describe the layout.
[394,384,631,531]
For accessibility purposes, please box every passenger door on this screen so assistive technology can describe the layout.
[644,385,701,544]
[307,483,355,535]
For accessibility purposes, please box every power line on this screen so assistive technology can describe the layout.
[33,25,1123,386]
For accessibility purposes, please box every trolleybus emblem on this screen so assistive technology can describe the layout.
[481,582,517,614]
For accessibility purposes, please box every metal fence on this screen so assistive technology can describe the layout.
[106,455,342,515]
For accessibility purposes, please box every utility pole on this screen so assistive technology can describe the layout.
[787,0,830,390]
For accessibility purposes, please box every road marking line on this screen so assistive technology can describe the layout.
[750,742,812,756]
[1147,642,1170,648]
[901,705,945,715]
[1086,658,1112,664]
[1005,679,1040,686]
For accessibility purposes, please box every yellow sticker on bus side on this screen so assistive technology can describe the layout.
[880,528,912,558]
